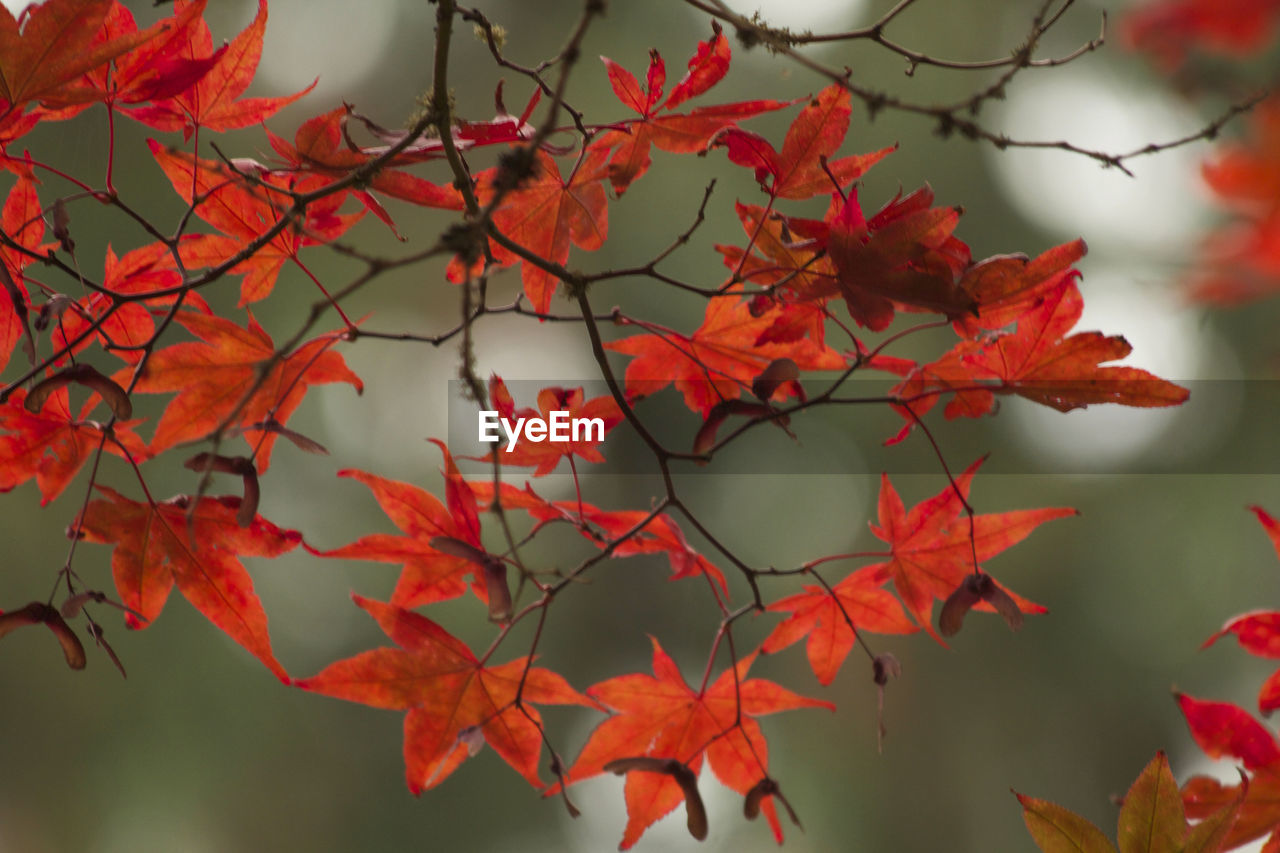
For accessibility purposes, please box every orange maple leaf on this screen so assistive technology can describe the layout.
[125,0,313,138]
[128,310,361,470]
[952,238,1087,337]
[0,386,147,504]
[467,478,731,595]
[892,279,1190,435]
[295,595,598,793]
[1179,692,1280,851]
[709,83,893,200]
[0,0,168,109]
[605,296,843,416]
[75,485,300,680]
[310,459,483,611]
[149,141,360,304]
[264,105,463,236]
[865,458,1075,644]
[591,23,790,195]
[762,565,918,685]
[456,146,610,314]
[562,637,833,849]
[50,242,197,365]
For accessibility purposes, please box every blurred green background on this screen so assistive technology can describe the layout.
[2,0,1278,850]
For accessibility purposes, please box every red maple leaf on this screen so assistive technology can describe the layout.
[0,0,168,110]
[892,278,1190,434]
[0,386,147,504]
[1197,507,1280,715]
[1179,692,1280,850]
[455,146,610,314]
[78,0,222,107]
[75,485,300,680]
[127,309,362,470]
[125,0,313,138]
[264,105,464,236]
[295,594,597,793]
[1187,99,1280,304]
[591,22,790,195]
[709,83,894,200]
[762,565,917,685]
[952,238,1087,338]
[604,295,843,416]
[474,376,624,475]
[562,637,833,848]
[467,478,731,596]
[50,242,197,365]
[1123,0,1280,67]
[310,442,491,611]
[864,458,1076,644]
[0,173,44,373]
[825,184,975,330]
[149,141,360,305]
[716,203,836,296]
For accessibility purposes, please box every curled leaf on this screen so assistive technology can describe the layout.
[751,357,798,401]
[605,757,708,841]
[60,590,108,619]
[692,399,785,456]
[872,651,902,686]
[25,363,132,419]
[52,198,73,251]
[33,293,74,332]
[0,601,86,670]
[872,652,902,753]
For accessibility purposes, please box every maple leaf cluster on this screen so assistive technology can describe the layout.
[0,1,1201,848]
[1124,0,1280,307]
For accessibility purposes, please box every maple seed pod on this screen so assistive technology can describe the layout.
[0,602,86,670]
[744,777,778,819]
[87,622,127,679]
[183,453,259,527]
[25,363,132,420]
[428,536,512,622]
[872,652,902,686]
[604,757,708,841]
[744,777,804,829]
[939,572,1025,636]
[939,576,983,636]
[872,653,902,754]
